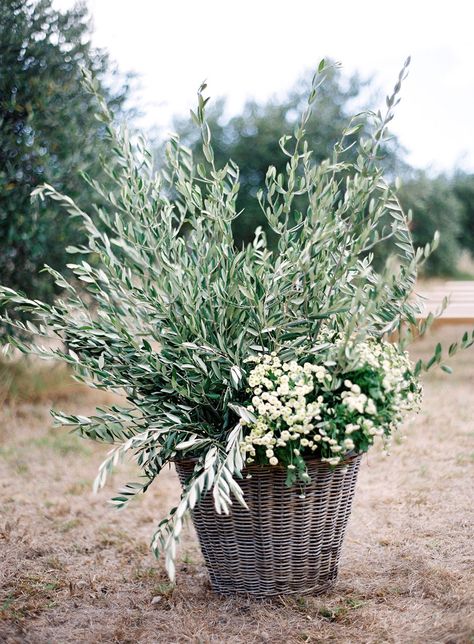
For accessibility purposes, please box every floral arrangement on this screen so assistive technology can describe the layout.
[1,60,472,581]
[241,335,421,482]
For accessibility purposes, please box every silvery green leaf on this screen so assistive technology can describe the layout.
[230,365,242,388]
[227,403,256,424]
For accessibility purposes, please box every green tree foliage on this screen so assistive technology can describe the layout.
[398,172,465,276]
[0,0,130,335]
[452,171,474,257]
[173,66,406,246]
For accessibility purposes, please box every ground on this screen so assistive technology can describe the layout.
[0,326,473,644]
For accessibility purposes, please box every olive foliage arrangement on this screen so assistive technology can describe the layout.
[1,59,473,580]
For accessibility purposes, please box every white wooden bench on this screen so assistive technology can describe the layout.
[416,281,474,324]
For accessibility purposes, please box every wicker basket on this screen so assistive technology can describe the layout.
[175,454,361,597]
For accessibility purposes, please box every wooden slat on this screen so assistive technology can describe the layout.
[416,280,474,324]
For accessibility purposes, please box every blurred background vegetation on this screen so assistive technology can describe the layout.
[0,0,132,337]
[1,0,474,345]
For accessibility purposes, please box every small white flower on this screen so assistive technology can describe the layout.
[322,456,341,466]
[343,438,355,451]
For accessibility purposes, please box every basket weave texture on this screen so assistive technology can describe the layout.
[175,454,361,597]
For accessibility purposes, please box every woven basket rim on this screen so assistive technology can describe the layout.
[173,451,361,470]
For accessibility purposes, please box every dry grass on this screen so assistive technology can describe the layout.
[0,358,84,405]
[0,325,473,643]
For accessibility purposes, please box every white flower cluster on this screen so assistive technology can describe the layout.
[341,380,377,415]
[240,339,420,474]
[341,338,421,418]
[241,354,331,467]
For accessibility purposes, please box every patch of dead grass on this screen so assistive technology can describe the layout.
[0,358,84,405]
[0,325,473,643]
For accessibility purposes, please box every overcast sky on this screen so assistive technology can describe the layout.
[54,0,474,173]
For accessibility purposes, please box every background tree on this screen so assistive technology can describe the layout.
[398,172,465,277]
[0,0,131,335]
[452,171,474,258]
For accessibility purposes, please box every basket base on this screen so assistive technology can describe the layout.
[209,577,337,598]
